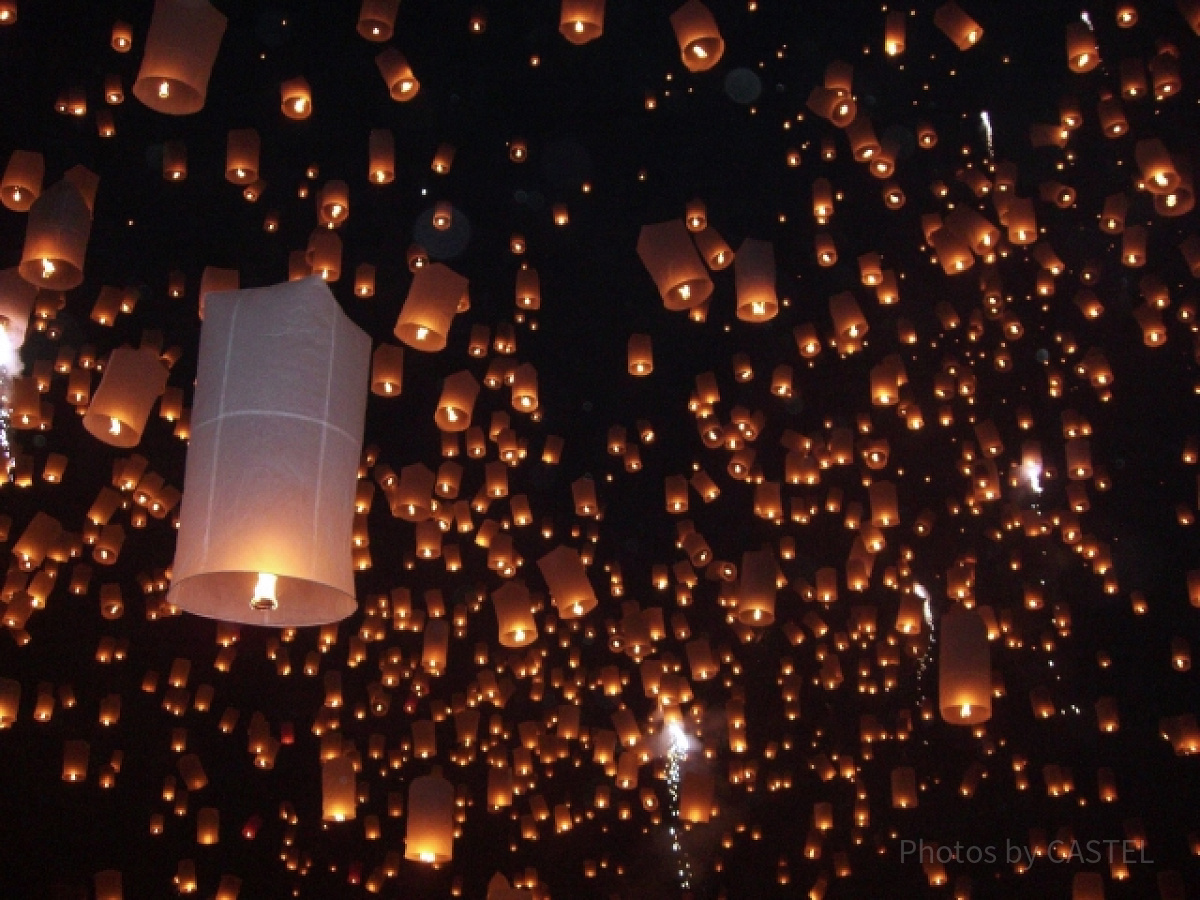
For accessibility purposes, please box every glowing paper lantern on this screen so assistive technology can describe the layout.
[636,220,713,310]
[435,371,480,431]
[376,48,419,101]
[0,267,37,352]
[492,581,537,648]
[358,0,399,40]
[537,546,597,618]
[405,769,454,863]
[734,238,779,322]
[670,0,724,72]
[933,1,983,50]
[168,276,370,627]
[560,0,604,44]
[132,0,227,115]
[395,263,467,351]
[322,755,357,821]
[939,606,991,724]
[82,347,168,447]
[2,149,43,212]
[18,179,91,291]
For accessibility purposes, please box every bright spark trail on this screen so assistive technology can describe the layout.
[665,720,694,891]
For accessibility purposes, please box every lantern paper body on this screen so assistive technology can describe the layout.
[636,220,713,311]
[323,755,357,821]
[19,180,91,291]
[404,771,455,863]
[560,0,605,44]
[83,348,168,447]
[670,0,724,71]
[395,263,467,351]
[938,606,992,724]
[0,267,37,353]
[168,276,370,627]
[2,149,43,212]
[537,546,597,618]
[734,238,779,322]
[133,0,227,115]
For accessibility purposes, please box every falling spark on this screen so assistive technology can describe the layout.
[1080,10,1093,30]
[979,111,994,160]
[666,720,694,891]
[0,323,14,476]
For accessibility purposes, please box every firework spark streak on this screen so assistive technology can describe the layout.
[665,721,694,891]
[979,111,994,160]
[0,324,15,476]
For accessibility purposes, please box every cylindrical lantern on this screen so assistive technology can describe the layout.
[323,755,357,821]
[537,546,597,618]
[737,548,777,625]
[933,1,983,50]
[368,129,395,184]
[0,267,37,352]
[405,770,454,863]
[492,581,537,648]
[18,180,91,291]
[133,0,227,114]
[280,76,312,119]
[670,0,724,72]
[560,0,604,44]
[358,0,399,40]
[376,48,419,100]
[939,606,991,724]
[167,276,370,627]
[82,348,168,447]
[94,871,122,900]
[2,149,43,212]
[395,263,467,351]
[637,220,713,310]
[627,333,653,375]
[436,371,479,432]
[371,343,404,396]
[225,129,260,184]
[734,238,778,322]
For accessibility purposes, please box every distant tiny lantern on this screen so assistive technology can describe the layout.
[560,0,605,44]
[168,277,370,627]
[133,0,227,115]
[670,0,724,72]
[83,347,168,447]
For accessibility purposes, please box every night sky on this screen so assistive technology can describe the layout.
[1,0,1200,898]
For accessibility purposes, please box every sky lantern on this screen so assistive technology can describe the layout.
[560,0,604,44]
[734,238,778,322]
[2,149,43,212]
[376,48,419,100]
[357,0,399,41]
[18,180,91,291]
[405,768,455,863]
[168,277,369,627]
[395,263,467,351]
[939,606,992,724]
[637,219,713,311]
[132,0,227,114]
[82,347,168,447]
[670,0,724,72]
[933,1,983,50]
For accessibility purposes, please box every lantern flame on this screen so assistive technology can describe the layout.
[158,81,170,98]
[251,573,278,611]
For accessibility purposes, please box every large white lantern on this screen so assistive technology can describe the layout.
[168,276,370,627]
